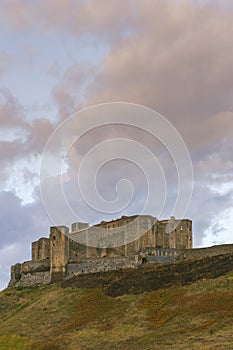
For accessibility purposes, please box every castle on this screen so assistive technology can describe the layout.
[9,215,193,287]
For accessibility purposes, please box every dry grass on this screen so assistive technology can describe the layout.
[1,271,233,349]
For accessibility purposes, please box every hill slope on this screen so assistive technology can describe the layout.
[62,253,233,296]
[1,256,233,350]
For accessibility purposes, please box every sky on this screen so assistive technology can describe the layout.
[0,0,233,290]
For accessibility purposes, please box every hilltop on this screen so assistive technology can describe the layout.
[9,216,193,287]
[1,252,233,350]
[62,252,233,296]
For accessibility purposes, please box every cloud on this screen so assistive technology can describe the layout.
[86,3,233,119]
[49,0,233,249]
[0,191,50,249]
[0,51,12,75]
[0,0,136,41]
[0,88,54,198]
[27,118,54,151]
[0,243,27,290]
[0,87,26,129]
[52,64,97,119]
[0,190,51,289]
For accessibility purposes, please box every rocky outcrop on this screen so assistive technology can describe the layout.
[8,259,50,287]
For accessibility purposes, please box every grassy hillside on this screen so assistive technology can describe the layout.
[62,253,233,296]
[1,270,233,350]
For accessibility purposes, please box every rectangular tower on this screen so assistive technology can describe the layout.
[50,226,69,282]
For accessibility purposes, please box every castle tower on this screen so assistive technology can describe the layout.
[32,238,50,261]
[71,222,89,232]
[168,217,193,249]
[50,226,69,282]
[155,217,192,250]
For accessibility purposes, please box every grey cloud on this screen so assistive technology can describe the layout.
[48,0,233,249]
[187,184,233,246]
[52,64,97,119]
[0,88,26,129]
[0,51,12,76]
[0,190,50,249]
[0,190,51,289]
[1,0,137,41]
[0,88,54,189]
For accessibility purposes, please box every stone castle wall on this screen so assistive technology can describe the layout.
[156,218,192,249]
[8,215,194,287]
[32,237,50,261]
[8,244,233,288]
[50,226,70,283]
[29,215,192,264]
[178,244,233,261]
[8,259,50,287]
[69,216,192,258]
[66,256,139,278]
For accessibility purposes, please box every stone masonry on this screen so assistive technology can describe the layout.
[9,214,194,287]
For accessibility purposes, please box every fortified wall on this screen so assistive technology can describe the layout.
[9,215,195,287]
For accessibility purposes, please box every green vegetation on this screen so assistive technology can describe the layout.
[1,272,233,349]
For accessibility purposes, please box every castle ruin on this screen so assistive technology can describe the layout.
[9,215,193,287]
